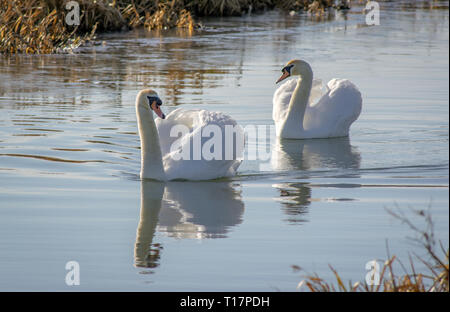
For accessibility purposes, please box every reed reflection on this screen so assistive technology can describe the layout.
[271,137,361,224]
[134,180,244,269]
[0,29,239,108]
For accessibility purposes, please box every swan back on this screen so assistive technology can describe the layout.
[155,108,200,156]
[303,79,362,137]
[155,108,244,180]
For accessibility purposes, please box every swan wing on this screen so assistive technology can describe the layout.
[273,78,298,123]
[155,108,202,156]
[309,79,325,106]
[304,78,362,137]
[156,109,244,180]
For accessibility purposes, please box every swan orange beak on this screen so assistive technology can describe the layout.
[276,70,290,84]
[151,102,166,119]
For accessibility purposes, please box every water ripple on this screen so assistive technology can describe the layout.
[0,153,108,164]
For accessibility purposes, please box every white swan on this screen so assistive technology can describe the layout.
[136,89,244,181]
[273,59,362,139]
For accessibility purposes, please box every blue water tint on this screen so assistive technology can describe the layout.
[0,1,448,291]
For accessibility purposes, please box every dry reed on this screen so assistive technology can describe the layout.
[294,206,449,292]
[1,0,344,54]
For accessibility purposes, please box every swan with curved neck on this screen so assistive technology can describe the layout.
[136,89,166,181]
[136,89,243,181]
[274,59,362,139]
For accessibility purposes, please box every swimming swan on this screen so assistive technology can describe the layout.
[274,59,362,139]
[136,89,244,181]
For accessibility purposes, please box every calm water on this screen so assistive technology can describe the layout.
[0,2,448,291]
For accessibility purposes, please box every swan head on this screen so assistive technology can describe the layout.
[276,59,312,84]
[137,89,166,119]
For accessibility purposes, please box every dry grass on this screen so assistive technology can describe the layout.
[1,0,91,54]
[1,0,344,54]
[0,0,195,54]
[294,206,449,292]
[0,0,126,54]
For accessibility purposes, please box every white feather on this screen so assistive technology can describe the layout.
[273,76,362,139]
[155,108,244,180]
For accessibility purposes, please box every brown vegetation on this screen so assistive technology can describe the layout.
[1,0,346,54]
[294,206,449,292]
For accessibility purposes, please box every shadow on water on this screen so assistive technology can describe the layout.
[134,180,244,270]
[271,136,361,224]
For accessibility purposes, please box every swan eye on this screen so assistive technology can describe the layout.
[147,96,162,107]
[282,65,294,74]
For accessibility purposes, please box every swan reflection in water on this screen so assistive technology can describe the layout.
[135,181,244,268]
[271,137,361,224]
[271,136,361,172]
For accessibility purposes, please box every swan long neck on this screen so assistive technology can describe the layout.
[286,68,313,130]
[136,94,166,180]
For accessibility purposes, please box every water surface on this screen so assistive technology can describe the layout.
[0,1,448,291]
